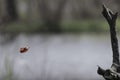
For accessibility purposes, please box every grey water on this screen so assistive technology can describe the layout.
[0,34,117,80]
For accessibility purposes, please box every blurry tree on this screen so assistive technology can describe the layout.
[39,0,67,33]
[93,0,101,7]
[26,0,40,21]
[0,0,18,37]
[0,0,7,23]
[0,0,18,24]
[5,0,18,21]
[70,0,96,20]
[70,0,82,20]
[115,0,120,12]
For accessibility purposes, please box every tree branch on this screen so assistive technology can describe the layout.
[97,4,120,80]
[102,4,119,65]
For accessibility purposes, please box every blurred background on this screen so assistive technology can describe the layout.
[0,0,120,80]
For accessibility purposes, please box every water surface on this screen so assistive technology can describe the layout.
[0,34,116,80]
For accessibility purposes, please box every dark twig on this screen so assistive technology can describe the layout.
[97,4,120,80]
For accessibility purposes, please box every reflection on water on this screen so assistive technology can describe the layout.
[0,34,116,80]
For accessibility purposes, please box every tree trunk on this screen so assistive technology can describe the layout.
[39,0,67,33]
[5,0,18,21]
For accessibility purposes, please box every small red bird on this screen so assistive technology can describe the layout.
[20,47,30,53]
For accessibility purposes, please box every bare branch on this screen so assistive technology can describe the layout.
[97,4,120,80]
[102,4,119,65]
[97,66,105,75]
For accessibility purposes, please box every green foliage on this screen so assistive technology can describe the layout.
[4,21,42,34]
[61,20,108,33]
[1,19,120,34]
